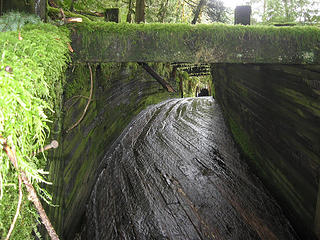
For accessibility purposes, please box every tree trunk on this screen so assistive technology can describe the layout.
[191,0,206,24]
[135,0,145,23]
[170,66,177,83]
[263,0,267,16]
[158,0,169,22]
[179,78,184,98]
[126,0,133,22]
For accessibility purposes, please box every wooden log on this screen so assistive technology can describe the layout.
[65,17,83,23]
[138,62,176,93]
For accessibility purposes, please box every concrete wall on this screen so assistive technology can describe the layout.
[213,63,320,239]
[46,63,178,239]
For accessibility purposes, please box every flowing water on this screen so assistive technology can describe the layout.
[79,97,299,240]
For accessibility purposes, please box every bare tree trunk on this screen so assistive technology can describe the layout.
[263,0,267,16]
[126,0,133,22]
[191,0,206,24]
[179,78,184,98]
[135,0,145,23]
[170,66,177,83]
[158,0,170,22]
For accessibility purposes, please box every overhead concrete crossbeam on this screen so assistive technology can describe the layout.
[70,22,320,64]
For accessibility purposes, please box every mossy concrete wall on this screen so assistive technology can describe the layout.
[46,62,178,239]
[213,64,320,239]
[70,22,320,64]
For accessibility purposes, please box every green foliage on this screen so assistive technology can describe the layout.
[47,6,93,23]
[0,11,41,32]
[55,0,199,23]
[0,13,70,238]
[205,0,229,23]
[249,0,320,24]
[177,70,211,97]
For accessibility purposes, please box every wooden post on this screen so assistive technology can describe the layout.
[234,5,251,25]
[105,8,119,23]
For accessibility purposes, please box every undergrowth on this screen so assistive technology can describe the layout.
[0,11,41,32]
[0,13,70,239]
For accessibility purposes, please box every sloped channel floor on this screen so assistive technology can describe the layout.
[79,97,299,240]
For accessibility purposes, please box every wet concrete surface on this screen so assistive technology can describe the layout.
[78,97,299,240]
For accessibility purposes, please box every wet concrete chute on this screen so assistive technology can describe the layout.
[78,97,299,239]
[1,2,320,240]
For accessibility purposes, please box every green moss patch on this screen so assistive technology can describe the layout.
[228,117,256,161]
[0,17,70,238]
[70,21,320,63]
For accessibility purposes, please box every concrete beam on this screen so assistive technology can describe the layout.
[70,22,320,64]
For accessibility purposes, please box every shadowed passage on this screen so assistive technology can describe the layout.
[79,97,299,240]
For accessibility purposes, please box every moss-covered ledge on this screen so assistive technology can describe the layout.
[70,22,320,64]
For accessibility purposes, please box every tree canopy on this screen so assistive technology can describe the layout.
[52,0,319,24]
[249,0,320,23]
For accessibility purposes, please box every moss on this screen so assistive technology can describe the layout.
[47,6,92,23]
[277,87,320,116]
[70,21,320,63]
[0,15,70,239]
[228,117,256,160]
[137,91,178,112]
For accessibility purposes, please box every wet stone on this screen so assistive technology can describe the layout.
[78,97,299,240]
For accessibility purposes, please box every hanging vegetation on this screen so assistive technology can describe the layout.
[0,12,70,239]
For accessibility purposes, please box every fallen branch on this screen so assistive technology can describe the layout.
[138,62,176,92]
[59,8,82,24]
[65,95,90,105]
[65,96,91,114]
[5,174,22,240]
[32,140,59,157]
[59,8,66,22]
[0,136,59,240]
[65,17,83,23]
[66,63,93,133]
